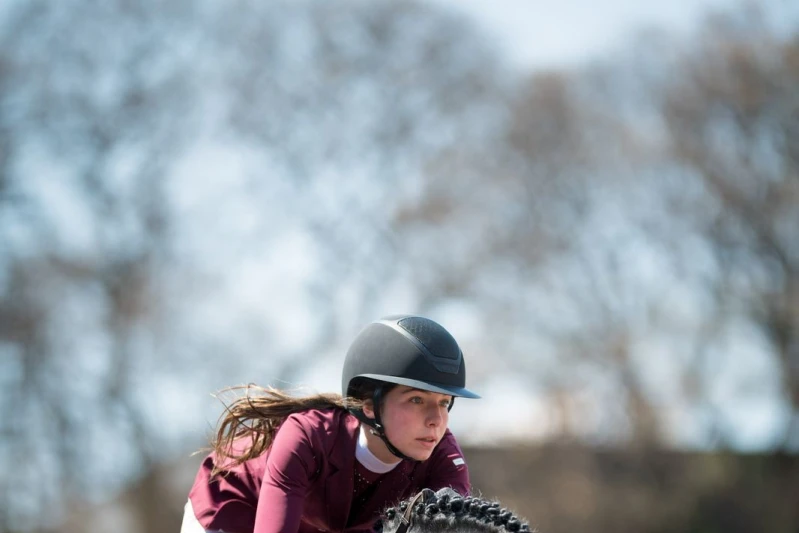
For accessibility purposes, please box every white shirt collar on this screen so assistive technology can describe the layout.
[355,425,402,473]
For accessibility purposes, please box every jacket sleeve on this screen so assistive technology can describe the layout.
[423,431,471,496]
[253,414,320,533]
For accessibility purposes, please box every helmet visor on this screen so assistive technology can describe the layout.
[357,373,481,399]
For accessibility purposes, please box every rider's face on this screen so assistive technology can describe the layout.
[363,386,452,462]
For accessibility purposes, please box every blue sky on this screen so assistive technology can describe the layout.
[425,0,791,68]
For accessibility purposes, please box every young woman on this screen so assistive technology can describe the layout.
[182,315,481,533]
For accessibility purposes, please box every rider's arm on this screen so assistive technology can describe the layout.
[253,414,319,533]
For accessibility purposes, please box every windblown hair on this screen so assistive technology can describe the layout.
[207,381,385,477]
[381,488,533,533]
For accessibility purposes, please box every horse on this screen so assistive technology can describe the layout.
[379,488,533,533]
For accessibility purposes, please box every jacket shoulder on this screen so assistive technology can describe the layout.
[417,430,470,494]
[434,429,464,454]
[283,407,357,446]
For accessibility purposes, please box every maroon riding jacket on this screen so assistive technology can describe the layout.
[187,408,470,533]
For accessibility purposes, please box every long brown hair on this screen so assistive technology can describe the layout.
[207,380,383,477]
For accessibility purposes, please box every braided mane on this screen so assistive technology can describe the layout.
[380,488,533,533]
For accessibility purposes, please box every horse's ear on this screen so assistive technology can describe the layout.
[434,487,462,500]
[419,488,437,504]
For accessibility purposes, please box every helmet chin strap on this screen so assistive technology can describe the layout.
[367,386,416,462]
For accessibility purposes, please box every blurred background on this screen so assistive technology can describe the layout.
[1,0,797,532]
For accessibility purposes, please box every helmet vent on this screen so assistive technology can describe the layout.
[397,317,460,361]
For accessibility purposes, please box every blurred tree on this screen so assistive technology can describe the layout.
[391,62,672,445]
[0,0,197,530]
[0,0,507,531]
[661,9,799,450]
[200,0,508,358]
[2,0,795,531]
[386,6,799,454]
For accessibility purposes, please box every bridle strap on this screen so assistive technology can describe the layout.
[395,490,430,533]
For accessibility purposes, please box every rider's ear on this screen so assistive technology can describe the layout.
[362,399,375,419]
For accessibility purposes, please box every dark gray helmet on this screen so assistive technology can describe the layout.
[342,314,480,400]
